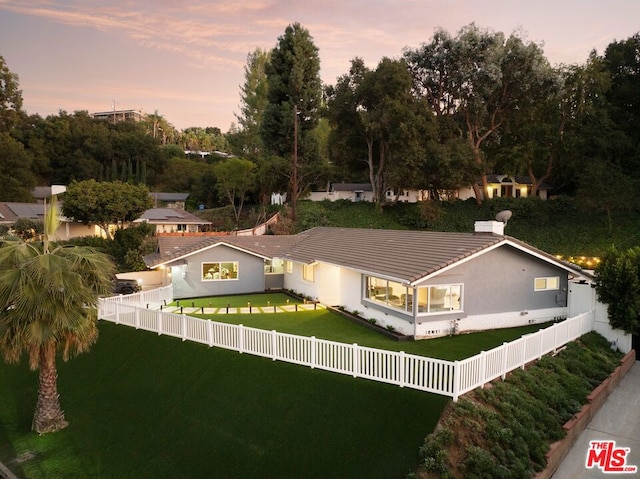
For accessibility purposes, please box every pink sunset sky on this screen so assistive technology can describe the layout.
[1,0,638,131]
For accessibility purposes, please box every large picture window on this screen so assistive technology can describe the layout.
[416,284,462,314]
[365,276,411,312]
[202,262,238,281]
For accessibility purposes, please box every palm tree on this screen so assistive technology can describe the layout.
[0,196,115,433]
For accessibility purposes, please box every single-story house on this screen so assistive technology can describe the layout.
[144,221,588,339]
[134,208,211,234]
[307,183,375,202]
[0,202,99,240]
[457,175,552,201]
[307,175,551,204]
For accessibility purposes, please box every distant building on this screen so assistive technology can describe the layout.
[91,109,145,124]
[134,208,211,234]
[149,192,190,209]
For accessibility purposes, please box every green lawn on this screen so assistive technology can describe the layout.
[0,321,449,479]
[170,292,303,309]
[0,301,554,479]
[192,307,553,361]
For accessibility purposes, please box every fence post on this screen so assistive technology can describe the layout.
[182,315,187,341]
[399,351,405,387]
[310,336,316,369]
[271,330,277,361]
[135,308,140,329]
[158,312,163,335]
[553,323,558,354]
[207,320,214,347]
[538,330,544,359]
[501,342,508,380]
[114,302,120,325]
[480,351,487,388]
[452,360,460,402]
[352,343,359,378]
[238,324,244,353]
[521,336,527,370]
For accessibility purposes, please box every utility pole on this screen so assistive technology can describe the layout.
[292,103,298,222]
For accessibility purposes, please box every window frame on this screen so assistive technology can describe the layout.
[364,276,412,312]
[416,284,463,316]
[534,276,560,291]
[201,261,239,281]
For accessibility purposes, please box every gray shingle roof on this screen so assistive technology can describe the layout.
[149,192,190,201]
[282,227,505,283]
[147,235,305,267]
[145,226,585,283]
[136,208,210,224]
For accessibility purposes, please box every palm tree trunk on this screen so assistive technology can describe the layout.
[32,342,68,434]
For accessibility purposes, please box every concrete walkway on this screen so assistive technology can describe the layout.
[552,361,640,478]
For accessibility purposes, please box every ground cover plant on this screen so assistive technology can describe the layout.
[412,332,624,479]
[0,321,449,479]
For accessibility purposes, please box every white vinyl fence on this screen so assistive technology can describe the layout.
[98,294,594,401]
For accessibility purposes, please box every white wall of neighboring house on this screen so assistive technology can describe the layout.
[568,280,633,353]
[52,222,101,240]
[307,190,376,202]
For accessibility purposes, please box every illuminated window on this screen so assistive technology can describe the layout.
[365,276,411,311]
[265,259,284,274]
[202,262,238,281]
[285,261,293,273]
[416,284,462,314]
[534,276,559,291]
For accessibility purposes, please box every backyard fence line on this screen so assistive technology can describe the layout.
[103,285,173,309]
[98,296,594,401]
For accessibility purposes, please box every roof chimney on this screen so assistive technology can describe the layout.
[474,220,505,235]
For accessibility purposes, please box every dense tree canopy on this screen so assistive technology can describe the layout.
[327,57,438,206]
[595,247,640,335]
[261,23,324,217]
[213,157,256,225]
[404,24,554,202]
[0,55,24,133]
[62,180,153,240]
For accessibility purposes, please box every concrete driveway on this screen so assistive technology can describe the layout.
[552,362,640,478]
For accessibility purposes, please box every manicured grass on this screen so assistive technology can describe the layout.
[0,321,449,479]
[169,292,302,308]
[194,308,554,360]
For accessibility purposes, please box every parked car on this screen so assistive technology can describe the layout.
[112,277,142,295]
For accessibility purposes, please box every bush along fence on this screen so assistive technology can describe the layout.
[99,292,594,402]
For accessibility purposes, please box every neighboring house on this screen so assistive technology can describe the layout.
[308,175,551,204]
[143,222,588,339]
[134,208,211,234]
[308,183,375,202]
[91,109,145,123]
[0,202,99,240]
[457,175,552,201]
[149,192,190,209]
